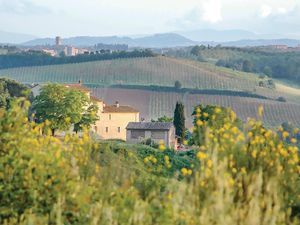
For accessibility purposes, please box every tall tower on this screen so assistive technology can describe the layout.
[55,36,62,46]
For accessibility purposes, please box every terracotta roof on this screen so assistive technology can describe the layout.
[103,105,139,113]
[64,84,90,93]
[90,96,103,102]
[126,122,174,130]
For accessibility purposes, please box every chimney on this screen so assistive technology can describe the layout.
[115,101,119,108]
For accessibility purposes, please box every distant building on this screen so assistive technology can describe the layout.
[66,46,79,56]
[55,36,62,46]
[42,49,56,56]
[126,122,176,148]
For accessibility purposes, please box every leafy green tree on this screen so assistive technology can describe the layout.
[32,84,96,136]
[74,104,99,133]
[242,60,253,72]
[0,78,31,109]
[173,102,185,142]
[174,80,182,89]
[263,66,272,77]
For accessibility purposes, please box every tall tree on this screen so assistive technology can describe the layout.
[173,102,185,142]
[32,84,97,136]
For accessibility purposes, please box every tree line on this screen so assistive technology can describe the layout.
[171,45,300,83]
[0,49,156,69]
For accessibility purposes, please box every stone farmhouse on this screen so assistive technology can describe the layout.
[126,122,176,148]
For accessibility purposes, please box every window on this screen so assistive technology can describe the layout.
[118,127,121,133]
[109,114,112,120]
[131,130,145,139]
[106,127,109,133]
[151,131,165,139]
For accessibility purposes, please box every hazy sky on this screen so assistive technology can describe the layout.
[0,0,300,37]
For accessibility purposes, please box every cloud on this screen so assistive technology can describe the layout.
[0,0,51,15]
[260,5,272,18]
[202,0,222,23]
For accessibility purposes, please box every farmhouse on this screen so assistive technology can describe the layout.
[65,82,140,140]
[126,122,176,148]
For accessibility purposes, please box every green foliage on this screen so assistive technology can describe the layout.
[152,115,173,122]
[1,99,300,224]
[242,60,253,72]
[32,84,98,135]
[0,78,31,109]
[173,102,185,141]
[0,49,156,69]
[174,80,182,89]
[74,103,99,133]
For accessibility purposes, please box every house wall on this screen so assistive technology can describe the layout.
[95,112,139,140]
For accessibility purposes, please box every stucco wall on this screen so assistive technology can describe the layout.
[95,112,139,140]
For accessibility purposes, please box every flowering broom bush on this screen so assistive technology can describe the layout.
[0,99,299,224]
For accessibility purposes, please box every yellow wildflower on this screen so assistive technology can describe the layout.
[181,168,188,176]
[197,152,207,160]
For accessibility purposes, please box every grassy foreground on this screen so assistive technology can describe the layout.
[1,99,300,225]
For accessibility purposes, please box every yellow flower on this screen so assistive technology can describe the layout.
[187,169,193,175]
[203,112,209,118]
[258,105,264,117]
[214,107,222,114]
[207,159,212,168]
[291,138,297,144]
[181,168,188,176]
[228,178,235,186]
[247,132,253,138]
[251,150,257,159]
[144,158,149,163]
[197,152,207,160]
[159,143,166,151]
[196,120,203,126]
[282,131,289,139]
[205,168,212,178]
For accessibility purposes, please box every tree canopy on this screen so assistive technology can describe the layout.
[32,84,98,135]
[0,78,31,109]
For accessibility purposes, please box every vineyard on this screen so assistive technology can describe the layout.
[0,56,260,91]
[91,87,300,128]
[1,56,300,128]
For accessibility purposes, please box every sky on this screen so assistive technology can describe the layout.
[0,0,300,38]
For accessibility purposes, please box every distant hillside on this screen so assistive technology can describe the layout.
[221,39,300,47]
[23,33,196,48]
[0,30,37,44]
[179,29,258,42]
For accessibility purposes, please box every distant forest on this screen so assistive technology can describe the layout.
[168,46,300,83]
[0,49,155,69]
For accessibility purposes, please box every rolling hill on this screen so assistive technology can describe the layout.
[0,56,299,128]
[23,33,196,48]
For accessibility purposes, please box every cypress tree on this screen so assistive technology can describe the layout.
[173,101,185,142]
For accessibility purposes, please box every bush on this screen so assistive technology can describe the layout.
[1,99,300,224]
[277,96,287,102]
